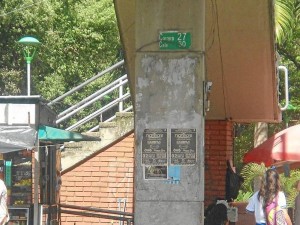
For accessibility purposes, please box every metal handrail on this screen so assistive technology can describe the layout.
[57,74,128,118]
[56,77,128,124]
[66,93,131,131]
[60,204,134,224]
[47,60,124,107]
[46,59,133,132]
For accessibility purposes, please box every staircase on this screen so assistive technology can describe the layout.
[46,60,134,171]
[61,112,134,170]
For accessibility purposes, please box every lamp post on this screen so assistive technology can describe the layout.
[18,36,41,96]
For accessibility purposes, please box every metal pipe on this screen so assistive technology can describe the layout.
[119,79,124,112]
[60,209,132,222]
[60,204,133,216]
[278,66,289,111]
[27,62,31,96]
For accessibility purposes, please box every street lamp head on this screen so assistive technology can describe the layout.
[18,36,41,46]
[18,36,41,64]
[18,36,41,96]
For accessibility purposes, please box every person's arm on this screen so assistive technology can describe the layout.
[0,192,7,225]
[282,208,292,225]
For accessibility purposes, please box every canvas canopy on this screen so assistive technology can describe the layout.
[0,125,100,153]
[38,125,100,142]
[0,126,36,153]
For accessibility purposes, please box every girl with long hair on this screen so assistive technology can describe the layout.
[259,168,292,225]
[246,168,292,225]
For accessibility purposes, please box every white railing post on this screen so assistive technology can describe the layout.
[119,79,124,112]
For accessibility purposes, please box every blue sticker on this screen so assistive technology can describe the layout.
[167,166,181,184]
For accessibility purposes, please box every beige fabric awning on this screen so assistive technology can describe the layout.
[114,0,281,122]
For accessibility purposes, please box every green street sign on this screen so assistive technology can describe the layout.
[159,31,191,50]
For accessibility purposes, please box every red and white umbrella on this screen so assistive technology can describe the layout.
[243,124,300,167]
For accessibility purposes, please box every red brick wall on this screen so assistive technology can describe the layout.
[204,120,234,206]
[60,121,234,224]
[60,132,135,225]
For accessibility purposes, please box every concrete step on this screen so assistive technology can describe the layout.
[61,112,134,171]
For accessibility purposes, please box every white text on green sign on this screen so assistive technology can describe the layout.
[159,32,191,50]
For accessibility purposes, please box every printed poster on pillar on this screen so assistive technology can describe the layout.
[171,129,197,166]
[142,129,168,179]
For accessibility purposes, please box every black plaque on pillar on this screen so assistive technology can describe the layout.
[142,129,168,165]
[171,129,197,165]
[144,166,168,180]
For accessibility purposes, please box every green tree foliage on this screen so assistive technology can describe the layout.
[0,0,122,131]
[234,124,255,172]
[0,69,22,95]
[0,0,120,94]
[275,0,296,45]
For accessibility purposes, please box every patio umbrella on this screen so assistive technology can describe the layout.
[243,124,300,166]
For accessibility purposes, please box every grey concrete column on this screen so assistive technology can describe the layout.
[134,1,205,224]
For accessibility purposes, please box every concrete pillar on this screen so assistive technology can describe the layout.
[134,1,205,224]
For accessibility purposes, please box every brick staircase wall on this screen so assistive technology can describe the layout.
[60,131,135,225]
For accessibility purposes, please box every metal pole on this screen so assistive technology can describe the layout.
[27,62,31,96]
[33,144,40,225]
[119,79,123,112]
